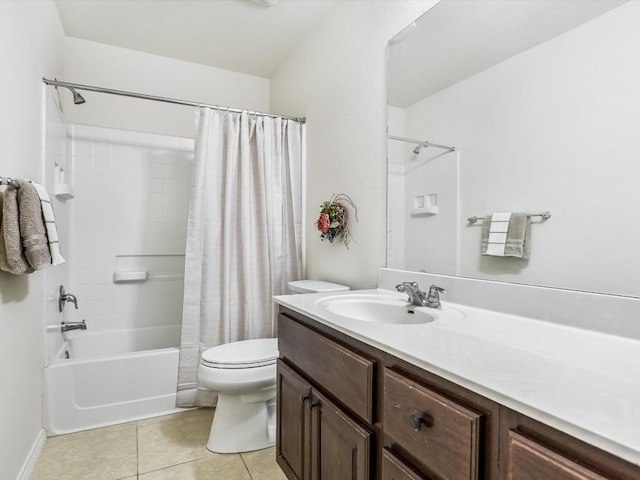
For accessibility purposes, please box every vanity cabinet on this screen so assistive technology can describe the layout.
[276,307,640,480]
[277,360,372,480]
[277,312,375,480]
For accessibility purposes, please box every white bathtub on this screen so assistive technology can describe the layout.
[45,325,184,435]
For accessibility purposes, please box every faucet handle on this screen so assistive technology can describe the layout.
[58,285,79,312]
[426,285,446,308]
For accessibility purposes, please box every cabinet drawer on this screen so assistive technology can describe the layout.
[382,448,427,480]
[278,313,374,423]
[506,430,608,480]
[384,368,481,480]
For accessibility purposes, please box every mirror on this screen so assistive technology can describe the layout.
[387,0,639,297]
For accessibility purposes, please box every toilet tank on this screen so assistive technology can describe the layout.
[287,280,349,294]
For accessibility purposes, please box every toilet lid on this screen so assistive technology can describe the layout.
[201,338,278,369]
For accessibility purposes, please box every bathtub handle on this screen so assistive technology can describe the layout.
[58,285,79,312]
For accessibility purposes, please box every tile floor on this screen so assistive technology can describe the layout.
[30,408,287,480]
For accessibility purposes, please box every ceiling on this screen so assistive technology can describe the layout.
[388,0,628,108]
[54,0,340,79]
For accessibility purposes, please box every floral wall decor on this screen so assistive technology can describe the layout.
[316,193,358,248]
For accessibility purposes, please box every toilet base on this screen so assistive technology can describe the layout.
[206,390,276,454]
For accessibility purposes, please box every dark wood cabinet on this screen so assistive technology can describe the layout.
[505,430,608,480]
[277,306,640,480]
[384,368,482,480]
[277,312,375,480]
[381,449,427,480]
[277,360,311,480]
[500,408,640,480]
[310,389,372,480]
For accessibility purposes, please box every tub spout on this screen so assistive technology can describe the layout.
[61,320,87,333]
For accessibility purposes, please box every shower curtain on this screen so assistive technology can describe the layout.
[177,107,303,407]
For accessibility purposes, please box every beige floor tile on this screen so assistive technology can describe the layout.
[137,408,214,473]
[30,423,137,480]
[241,447,287,480]
[136,408,200,427]
[139,455,251,480]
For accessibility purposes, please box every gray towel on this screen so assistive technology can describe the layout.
[18,180,52,270]
[481,212,531,259]
[0,179,51,274]
[0,183,31,274]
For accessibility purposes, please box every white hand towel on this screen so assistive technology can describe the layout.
[30,182,66,266]
[485,212,511,256]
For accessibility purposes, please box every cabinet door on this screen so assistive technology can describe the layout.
[277,360,311,480]
[506,430,608,480]
[310,390,372,480]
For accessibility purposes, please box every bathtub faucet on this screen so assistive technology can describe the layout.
[61,320,87,333]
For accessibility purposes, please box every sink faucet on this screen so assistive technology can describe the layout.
[395,282,428,306]
[395,282,446,309]
[61,320,87,333]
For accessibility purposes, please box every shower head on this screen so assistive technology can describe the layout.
[69,87,86,105]
[413,140,432,155]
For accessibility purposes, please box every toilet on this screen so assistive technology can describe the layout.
[198,279,349,453]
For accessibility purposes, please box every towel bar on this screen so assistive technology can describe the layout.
[467,211,551,224]
[0,177,16,186]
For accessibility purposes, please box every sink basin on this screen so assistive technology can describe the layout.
[316,294,437,325]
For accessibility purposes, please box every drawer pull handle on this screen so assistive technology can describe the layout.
[409,413,433,431]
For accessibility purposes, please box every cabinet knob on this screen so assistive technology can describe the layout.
[409,413,433,431]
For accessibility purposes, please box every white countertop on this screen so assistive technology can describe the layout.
[274,288,640,466]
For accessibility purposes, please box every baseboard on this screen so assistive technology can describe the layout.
[16,428,47,480]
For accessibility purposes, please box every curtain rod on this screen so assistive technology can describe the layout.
[42,77,306,124]
[387,134,455,152]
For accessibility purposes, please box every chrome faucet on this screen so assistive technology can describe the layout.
[395,282,446,309]
[61,320,87,333]
[58,285,78,312]
[395,282,428,307]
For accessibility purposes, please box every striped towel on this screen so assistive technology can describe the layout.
[30,182,66,266]
[481,212,531,259]
[485,211,511,256]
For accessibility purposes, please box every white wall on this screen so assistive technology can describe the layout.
[0,2,65,479]
[63,37,271,138]
[270,0,438,289]
[403,2,640,296]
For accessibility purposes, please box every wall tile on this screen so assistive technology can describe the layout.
[68,124,193,333]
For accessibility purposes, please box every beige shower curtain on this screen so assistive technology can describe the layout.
[177,107,303,407]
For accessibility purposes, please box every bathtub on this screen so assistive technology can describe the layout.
[45,325,184,435]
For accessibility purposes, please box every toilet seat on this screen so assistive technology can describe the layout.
[200,338,278,369]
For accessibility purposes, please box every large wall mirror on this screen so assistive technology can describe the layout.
[387,0,640,297]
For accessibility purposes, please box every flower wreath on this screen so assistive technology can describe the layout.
[316,193,358,248]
